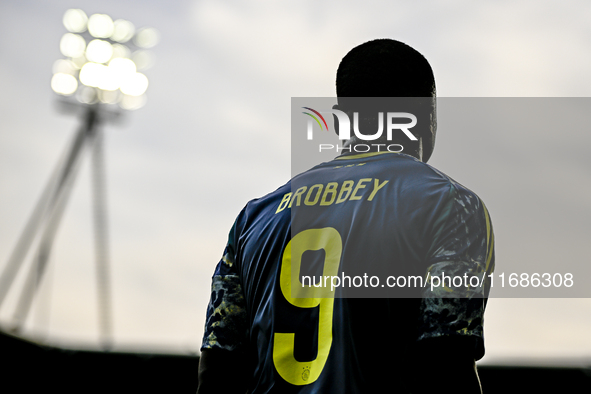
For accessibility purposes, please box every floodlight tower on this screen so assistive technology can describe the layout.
[0,9,159,350]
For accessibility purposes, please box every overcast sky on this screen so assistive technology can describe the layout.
[1,0,590,365]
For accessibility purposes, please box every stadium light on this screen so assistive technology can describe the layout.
[0,10,159,350]
[52,9,159,110]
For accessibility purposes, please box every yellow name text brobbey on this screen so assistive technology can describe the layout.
[275,178,388,213]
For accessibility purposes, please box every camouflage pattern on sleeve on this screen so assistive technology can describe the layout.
[417,183,495,360]
[201,247,248,351]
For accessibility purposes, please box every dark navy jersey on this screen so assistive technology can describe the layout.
[201,151,495,393]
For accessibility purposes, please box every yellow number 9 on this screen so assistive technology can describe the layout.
[273,227,342,385]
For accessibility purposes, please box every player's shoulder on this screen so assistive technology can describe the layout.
[422,160,481,198]
[424,163,489,221]
[333,151,481,196]
[372,152,488,212]
[234,181,292,226]
[415,159,493,234]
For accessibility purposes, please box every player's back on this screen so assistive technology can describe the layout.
[232,151,488,393]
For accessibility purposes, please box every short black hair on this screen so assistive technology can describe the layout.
[336,39,435,98]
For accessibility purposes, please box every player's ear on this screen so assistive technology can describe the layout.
[332,103,340,136]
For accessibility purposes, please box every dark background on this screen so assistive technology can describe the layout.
[4,331,590,393]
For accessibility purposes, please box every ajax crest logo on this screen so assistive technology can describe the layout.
[302,366,311,382]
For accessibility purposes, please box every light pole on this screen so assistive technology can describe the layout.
[0,9,158,350]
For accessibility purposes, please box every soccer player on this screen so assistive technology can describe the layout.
[197,39,494,394]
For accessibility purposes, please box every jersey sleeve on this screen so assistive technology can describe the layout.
[201,221,249,352]
[417,183,495,360]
